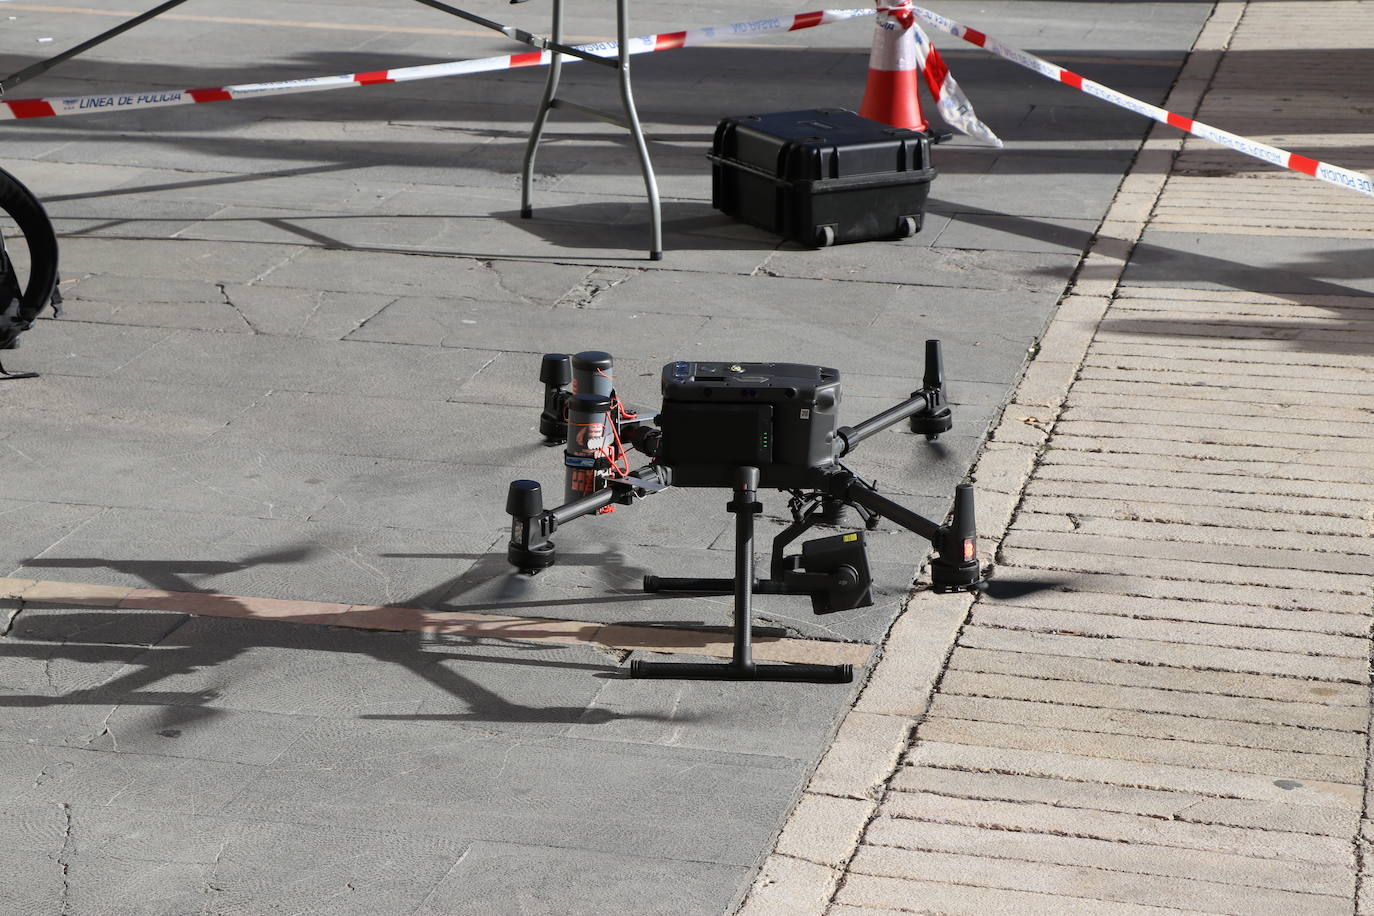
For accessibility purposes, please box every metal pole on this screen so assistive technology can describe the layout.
[520,0,565,219]
[614,0,663,259]
[1,0,193,94]
[407,0,615,67]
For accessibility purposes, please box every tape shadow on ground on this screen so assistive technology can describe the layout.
[0,601,685,734]
[4,545,691,734]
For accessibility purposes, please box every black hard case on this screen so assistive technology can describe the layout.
[710,108,936,247]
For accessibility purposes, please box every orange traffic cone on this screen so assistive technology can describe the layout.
[860,4,927,130]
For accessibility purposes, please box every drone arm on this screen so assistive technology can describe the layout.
[554,465,666,523]
[834,392,936,457]
[835,474,942,541]
[548,485,619,527]
[834,340,953,457]
[506,468,667,573]
[506,481,614,574]
[829,473,982,592]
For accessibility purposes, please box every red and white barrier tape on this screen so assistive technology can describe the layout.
[903,16,1000,146]
[6,3,1364,197]
[0,9,871,121]
[908,5,1374,197]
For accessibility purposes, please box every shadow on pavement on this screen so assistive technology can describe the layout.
[921,201,1374,357]
[3,546,698,744]
[0,604,686,729]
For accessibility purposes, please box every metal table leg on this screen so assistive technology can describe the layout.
[519,0,664,260]
[614,0,663,260]
[519,0,564,222]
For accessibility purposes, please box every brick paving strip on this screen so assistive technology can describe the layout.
[0,576,871,669]
[740,1,1374,913]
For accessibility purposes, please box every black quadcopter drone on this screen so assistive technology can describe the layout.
[504,341,985,684]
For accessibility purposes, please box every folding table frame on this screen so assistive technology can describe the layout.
[1,0,664,259]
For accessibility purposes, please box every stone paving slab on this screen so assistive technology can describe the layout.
[412,841,752,916]
[997,542,1361,593]
[848,844,1347,916]
[1005,526,1374,576]
[915,716,1364,784]
[964,578,1369,637]
[929,691,1363,757]
[880,789,1356,862]
[1019,477,1374,532]
[868,816,1350,895]
[974,599,1362,659]
[986,561,1369,616]
[1038,446,1374,488]
[1040,437,1374,483]
[833,872,1185,916]
[937,667,1369,731]
[950,645,1369,708]
[740,1,1374,912]
[905,738,1364,812]
[890,765,1359,839]
[960,623,1367,683]
[0,0,1275,911]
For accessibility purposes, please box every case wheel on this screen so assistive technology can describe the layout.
[896,215,921,238]
[814,225,836,248]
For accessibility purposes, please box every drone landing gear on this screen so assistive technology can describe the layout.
[630,468,982,682]
[631,467,855,683]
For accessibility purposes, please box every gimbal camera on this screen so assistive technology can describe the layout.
[505,341,986,683]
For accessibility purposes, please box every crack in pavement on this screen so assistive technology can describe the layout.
[57,802,74,916]
[216,282,258,334]
[2,598,24,637]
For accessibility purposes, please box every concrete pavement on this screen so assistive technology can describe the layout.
[7,0,1367,913]
[741,2,1374,913]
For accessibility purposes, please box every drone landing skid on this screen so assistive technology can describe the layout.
[632,466,855,684]
[631,660,852,682]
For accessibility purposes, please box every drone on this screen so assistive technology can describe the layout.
[504,341,986,684]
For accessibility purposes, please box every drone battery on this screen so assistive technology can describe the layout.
[710,108,936,247]
[657,402,773,468]
[656,361,842,488]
